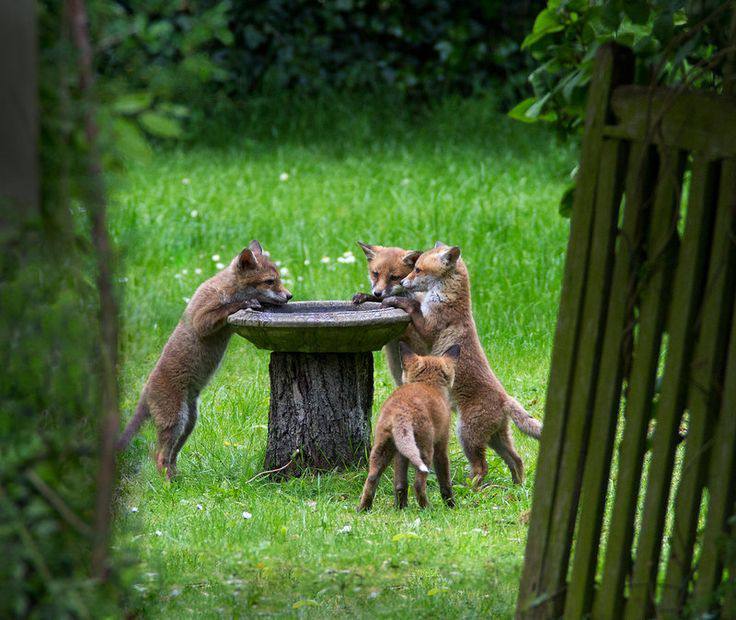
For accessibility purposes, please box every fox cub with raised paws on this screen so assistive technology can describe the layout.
[352,242,425,385]
[358,343,460,512]
[117,240,292,479]
[385,242,542,486]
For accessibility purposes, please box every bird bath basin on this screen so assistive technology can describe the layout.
[228,301,410,477]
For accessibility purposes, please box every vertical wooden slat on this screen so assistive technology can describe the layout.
[675,159,736,617]
[516,43,634,619]
[534,137,629,617]
[659,158,735,617]
[564,145,684,619]
[592,145,669,620]
[623,156,721,619]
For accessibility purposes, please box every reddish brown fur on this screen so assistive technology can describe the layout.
[358,344,459,512]
[353,242,427,384]
[117,240,291,479]
[384,243,542,487]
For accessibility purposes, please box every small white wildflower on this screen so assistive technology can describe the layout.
[338,524,352,534]
[306,500,317,508]
[342,250,354,257]
[155,530,163,537]
[215,262,225,269]
[174,273,182,279]
[303,259,310,265]
[279,172,289,182]
[211,254,220,262]
[242,511,253,520]
[118,276,129,283]
[182,178,191,185]
[263,250,271,257]
[297,276,304,282]
[170,587,182,598]
[181,269,188,275]
[190,209,198,218]
[369,591,379,599]
[400,178,410,186]
[183,297,190,304]
[280,267,289,276]
[130,506,138,513]
[274,260,282,267]
[196,504,203,511]
[320,256,331,264]
[195,268,202,275]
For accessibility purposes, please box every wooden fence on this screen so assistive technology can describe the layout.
[517,42,736,619]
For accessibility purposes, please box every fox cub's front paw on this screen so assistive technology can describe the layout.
[381,296,409,310]
[352,292,374,305]
[241,299,261,310]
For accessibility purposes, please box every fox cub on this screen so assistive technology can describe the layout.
[385,242,542,486]
[353,242,425,384]
[117,240,291,478]
[358,343,460,512]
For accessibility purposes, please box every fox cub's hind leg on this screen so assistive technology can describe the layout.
[169,397,199,474]
[358,438,395,512]
[433,447,454,507]
[393,453,409,509]
[152,398,188,480]
[413,446,433,508]
[489,423,524,484]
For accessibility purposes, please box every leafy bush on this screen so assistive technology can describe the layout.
[509,0,734,134]
[92,0,543,143]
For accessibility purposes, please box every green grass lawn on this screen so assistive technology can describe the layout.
[111,95,577,618]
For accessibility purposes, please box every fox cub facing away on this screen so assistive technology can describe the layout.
[117,240,292,479]
[358,343,460,512]
[386,243,542,486]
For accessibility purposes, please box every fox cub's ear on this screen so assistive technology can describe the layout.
[438,245,461,266]
[443,344,461,360]
[399,341,417,362]
[248,240,264,255]
[237,247,260,271]
[402,250,422,266]
[357,241,377,261]
[434,241,446,248]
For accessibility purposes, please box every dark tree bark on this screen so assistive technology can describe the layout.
[265,352,374,477]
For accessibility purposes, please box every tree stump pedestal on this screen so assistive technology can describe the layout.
[228,301,409,478]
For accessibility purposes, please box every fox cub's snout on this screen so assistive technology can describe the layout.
[357,242,421,299]
[401,242,461,292]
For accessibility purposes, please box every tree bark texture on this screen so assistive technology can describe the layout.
[265,352,374,477]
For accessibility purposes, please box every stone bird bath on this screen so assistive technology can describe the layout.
[228,301,409,478]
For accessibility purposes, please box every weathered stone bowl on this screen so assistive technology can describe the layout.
[228,300,409,353]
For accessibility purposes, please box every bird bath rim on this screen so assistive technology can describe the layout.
[228,300,410,353]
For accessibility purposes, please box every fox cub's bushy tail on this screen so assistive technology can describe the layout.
[504,397,542,440]
[116,399,150,451]
[392,417,430,473]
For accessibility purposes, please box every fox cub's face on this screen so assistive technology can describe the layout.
[357,242,421,299]
[231,240,292,306]
[402,242,461,293]
[400,342,461,388]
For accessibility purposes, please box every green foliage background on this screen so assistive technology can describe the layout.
[92,0,542,141]
[509,0,734,133]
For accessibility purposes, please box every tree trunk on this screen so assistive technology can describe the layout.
[265,352,374,477]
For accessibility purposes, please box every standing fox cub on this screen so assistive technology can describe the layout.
[117,240,292,479]
[358,343,460,512]
[385,243,542,486]
[352,242,425,385]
